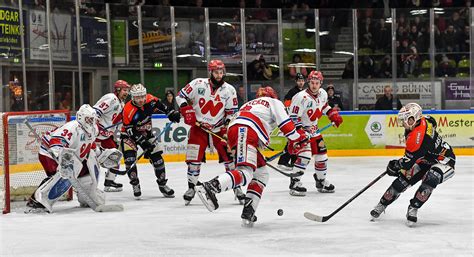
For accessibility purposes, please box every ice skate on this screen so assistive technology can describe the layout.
[24,198,48,214]
[157,179,175,198]
[370,203,387,221]
[196,180,219,212]
[314,174,335,193]
[406,205,418,227]
[241,198,257,228]
[183,187,196,206]
[104,179,123,192]
[289,178,307,196]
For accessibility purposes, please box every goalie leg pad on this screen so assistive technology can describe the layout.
[77,175,105,207]
[34,173,72,212]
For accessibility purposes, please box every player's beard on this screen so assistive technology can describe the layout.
[210,75,225,88]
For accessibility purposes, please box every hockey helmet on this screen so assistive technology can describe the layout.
[114,80,130,91]
[130,83,147,97]
[398,103,422,130]
[208,59,226,74]
[76,104,98,135]
[256,86,278,99]
[308,70,323,82]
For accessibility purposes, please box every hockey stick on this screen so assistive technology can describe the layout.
[265,161,304,178]
[102,121,123,131]
[110,122,173,176]
[304,171,388,222]
[266,122,334,162]
[24,120,123,212]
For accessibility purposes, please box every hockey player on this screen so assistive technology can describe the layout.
[26,104,122,212]
[176,59,244,206]
[286,70,343,196]
[370,103,455,226]
[278,72,306,170]
[195,87,309,227]
[94,79,130,192]
[121,83,181,199]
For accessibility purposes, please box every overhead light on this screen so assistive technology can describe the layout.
[294,48,316,53]
[287,63,316,68]
[217,22,232,27]
[434,8,444,11]
[284,37,290,41]
[92,54,106,58]
[176,54,202,58]
[333,51,354,56]
[385,17,392,23]
[153,21,160,27]
[435,11,445,14]
[94,17,107,23]
[410,9,427,15]
[39,44,49,50]
[268,64,279,69]
[305,29,329,36]
[96,38,107,44]
[226,72,243,76]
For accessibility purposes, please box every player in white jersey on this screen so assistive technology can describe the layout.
[93,80,130,192]
[286,70,343,196]
[195,87,309,227]
[176,59,245,206]
[26,105,122,212]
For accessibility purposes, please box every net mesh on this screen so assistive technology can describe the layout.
[1,111,70,213]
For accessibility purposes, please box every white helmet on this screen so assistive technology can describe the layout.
[76,104,98,135]
[130,84,147,97]
[398,103,422,130]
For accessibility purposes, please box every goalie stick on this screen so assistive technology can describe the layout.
[304,171,387,222]
[24,120,124,212]
[109,122,173,176]
[266,122,334,162]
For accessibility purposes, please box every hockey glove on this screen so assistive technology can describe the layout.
[167,110,181,123]
[327,108,343,128]
[386,159,402,177]
[180,105,196,126]
[287,129,309,155]
[220,126,228,140]
[140,140,155,154]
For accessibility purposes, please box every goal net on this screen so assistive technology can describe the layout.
[0,110,71,214]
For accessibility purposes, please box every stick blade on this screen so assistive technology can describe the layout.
[304,212,326,222]
[95,204,124,212]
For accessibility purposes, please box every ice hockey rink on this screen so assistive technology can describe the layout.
[1,156,473,257]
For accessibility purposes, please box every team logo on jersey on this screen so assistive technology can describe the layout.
[198,88,205,95]
[80,134,85,141]
[199,98,224,116]
[307,108,322,121]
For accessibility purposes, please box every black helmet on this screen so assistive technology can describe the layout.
[295,73,305,81]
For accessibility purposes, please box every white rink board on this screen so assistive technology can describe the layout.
[0,156,472,256]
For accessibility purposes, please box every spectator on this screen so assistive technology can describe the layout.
[237,85,246,107]
[459,25,470,52]
[359,17,375,49]
[283,72,306,107]
[442,25,459,53]
[449,11,465,32]
[374,18,391,52]
[59,91,72,110]
[342,57,354,79]
[164,90,176,111]
[359,56,375,79]
[326,84,343,111]
[375,85,402,110]
[289,54,308,78]
[401,44,418,77]
[377,55,393,78]
[436,55,456,77]
[247,54,273,80]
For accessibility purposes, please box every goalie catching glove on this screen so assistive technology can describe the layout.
[97,148,123,169]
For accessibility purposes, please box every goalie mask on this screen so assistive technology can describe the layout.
[130,83,147,107]
[398,103,422,130]
[208,59,226,87]
[76,104,98,135]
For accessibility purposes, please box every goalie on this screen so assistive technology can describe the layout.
[26,104,123,213]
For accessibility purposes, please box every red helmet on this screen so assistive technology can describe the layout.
[208,59,226,74]
[256,86,278,99]
[308,70,323,82]
[114,80,130,90]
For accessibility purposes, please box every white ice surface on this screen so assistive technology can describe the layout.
[1,156,473,257]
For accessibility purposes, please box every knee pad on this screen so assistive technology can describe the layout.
[187,162,201,186]
[293,150,311,172]
[423,169,442,189]
[246,167,269,203]
[123,150,137,167]
[254,166,269,186]
[381,177,409,206]
[150,153,166,179]
[218,166,253,191]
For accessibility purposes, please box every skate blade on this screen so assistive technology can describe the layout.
[289,190,306,196]
[24,208,49,214]
[162,194,175,198]
[241,219,255,228]
[195,186,216,212]
[184,200,192,206]
[104,187,123,192]
[317,189,335,193]
[406,220,416,227]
